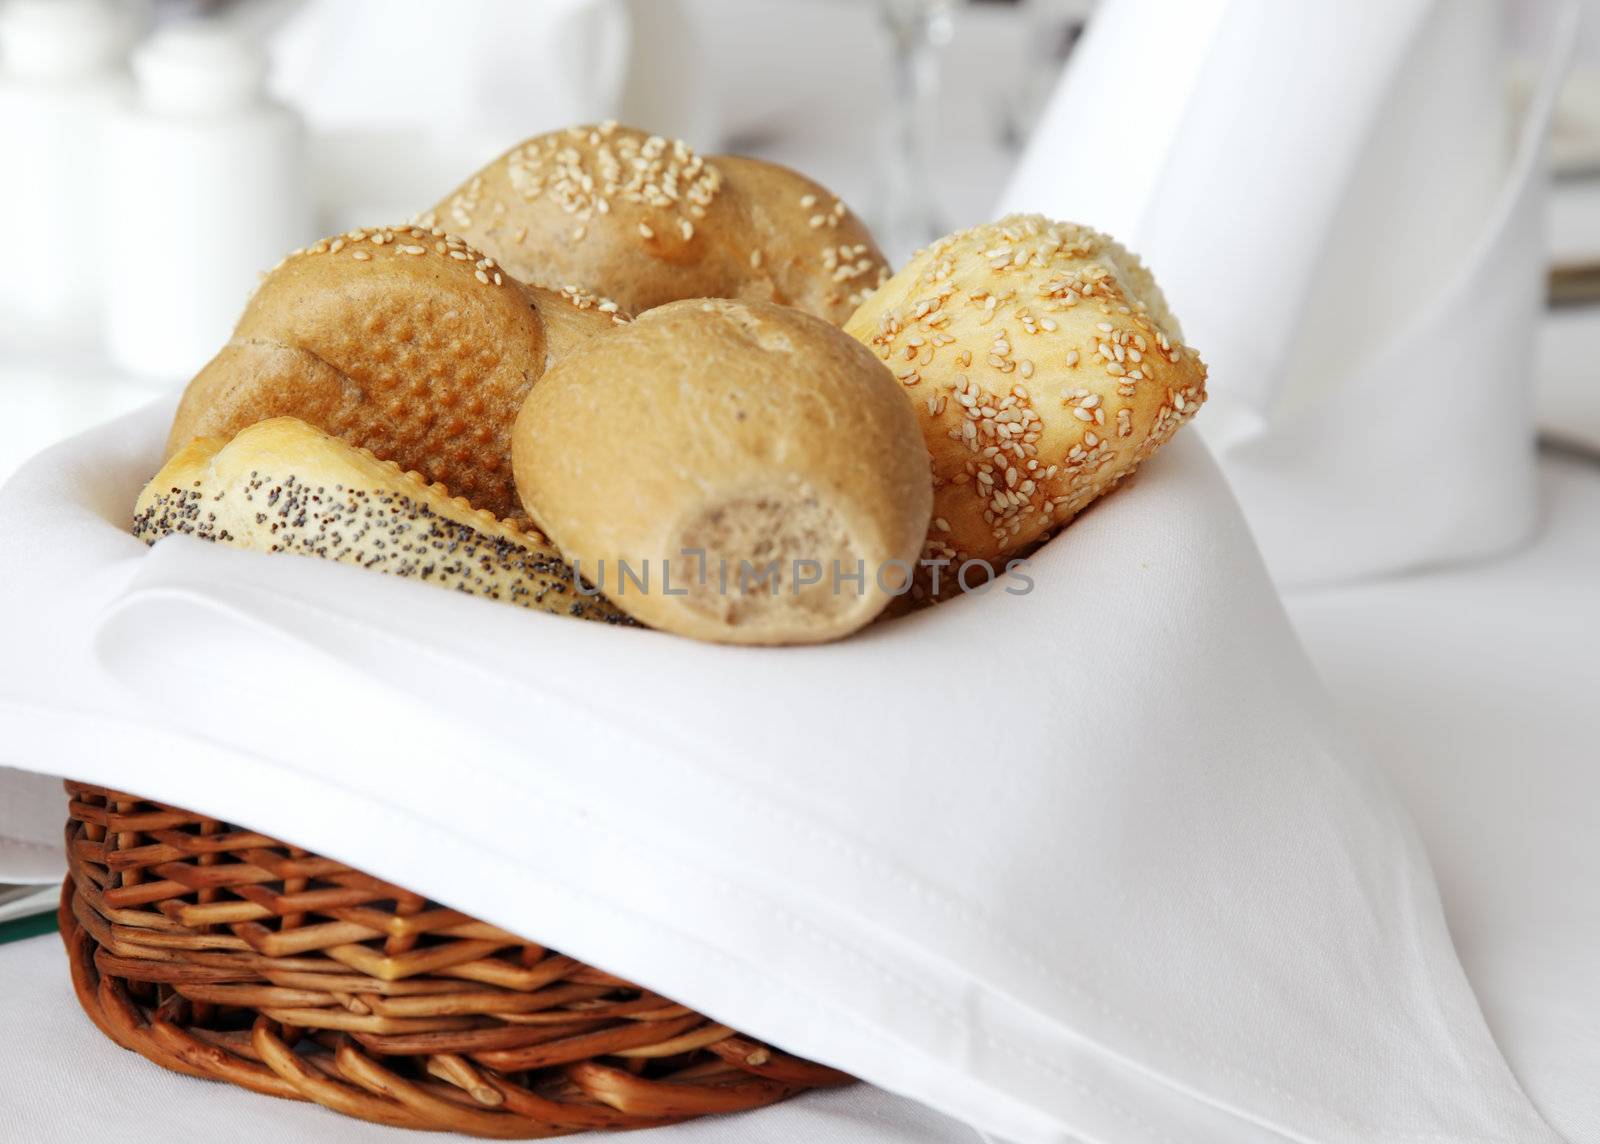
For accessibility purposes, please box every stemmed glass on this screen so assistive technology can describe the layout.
[875,0,964,263]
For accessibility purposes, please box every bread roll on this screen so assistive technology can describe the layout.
[424,123,890,325]
[845,214,1207,578]
[166,223,627,520]
[512,299,933,644]
[136,417,633,624]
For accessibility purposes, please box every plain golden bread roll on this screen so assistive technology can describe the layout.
[425,123,890,325]
[166,223,627,520]
[845,213,1207,574]
[136,417,633,624]
[513,299,933,644]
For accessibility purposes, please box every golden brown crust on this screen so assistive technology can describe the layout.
[844,214,1208,576]
[513,299,933,644]
[166,224,625,520]
[710,155,890,321]
[425,124,890,326]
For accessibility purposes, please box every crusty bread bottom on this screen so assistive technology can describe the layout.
[669,485,878,629]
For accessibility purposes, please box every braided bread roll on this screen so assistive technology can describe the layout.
[166,223,626,520]
[845,214,1208,574]
[424,123,890,325]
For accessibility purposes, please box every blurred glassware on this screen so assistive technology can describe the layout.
[104,18,313,381]
[0,0,137,351]
[999,0,1094,152]
[875,0,964,261]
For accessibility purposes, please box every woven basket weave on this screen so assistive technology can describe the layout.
[61,781,849,1136]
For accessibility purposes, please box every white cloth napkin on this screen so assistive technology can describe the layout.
[1001,0,1575,586]
[0,401,1562,1144]
[7,455,1599,1144]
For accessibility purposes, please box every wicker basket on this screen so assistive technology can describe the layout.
[61,781,850,1136]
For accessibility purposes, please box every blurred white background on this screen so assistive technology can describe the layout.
[0,0,1081,479]
[0,0,1595,476]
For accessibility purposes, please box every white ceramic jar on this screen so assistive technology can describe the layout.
[0,0,135,350]
[104,20,312,381]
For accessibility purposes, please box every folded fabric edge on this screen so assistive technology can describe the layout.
[0,691,1338,1144]
[84,571,1561,1144]
[1221,0,1579,587]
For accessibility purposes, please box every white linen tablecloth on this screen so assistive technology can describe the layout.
[1284,449,1600,1144]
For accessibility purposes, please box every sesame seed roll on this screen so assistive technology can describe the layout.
[424,122,890,325]
[844,214,1208,575]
